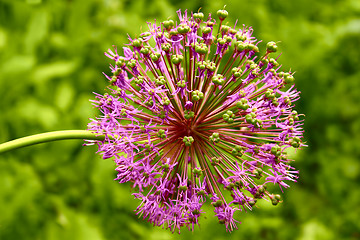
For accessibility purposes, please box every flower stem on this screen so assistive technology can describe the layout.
[0,130,104,154]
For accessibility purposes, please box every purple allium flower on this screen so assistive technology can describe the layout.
[87,8,305,233]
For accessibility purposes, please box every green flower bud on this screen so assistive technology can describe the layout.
[252,168,262,179]
[192,168,202,177]
[232,145,244,157]
[162,43,171,52]
[155,76,166,86]
[140,46,150,55]
[265,89,276,99]
[158,110,166,119]
[269,58,279,66]
[231,67,243,78]
[206,61,216,72]
[283,96,290,105]
[198,61,207,70]
[202,26,212,34]
[225,35,232,43]
[255,119,263,128]
[245,43,259,52]
[183,136,194,146]
[266,41,278,53]
[162,96,170,106]
[246,59,255,66]
[220,25,230,33]
[161,163,169,172]
[192,90,204,102]
[150,52,161,62]
[110,75,117,84]
[157,129,166,139]
[212,74,225,85]
[223,110,235,124]
[145,99,153,107]
[284,74,295,84]
[217,9,228,21]
[184,110,195,119]
[288,117,294,125]
[212,199,223,207]
[257,185,265,194]
[177,80,186,88]
[114,69,122,77]
[120,108,127,116]
[169,29,178,36]
[134,76,144,85]
[217,37,227,45]
[289,137,301,148]
[163,20,174,30]
[126,59,136,68]
[248,198,257,206]
[197,190,206,196]
[115,57,126,67]
[171,54,184,65]
[271,145,282,157]
[235,34,246,41]
[211,157,220,166]
[193,12,204,20]
[195,43,208,55]
[250,63,258,70]
[177,24,190,34]
[132,39,142,48]
[245,113,253,123]
[271,198,279,206]
[210,132,220,143]
[229,28,237,35]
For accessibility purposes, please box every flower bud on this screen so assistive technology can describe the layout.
[171,54,184,65]
[132,39,142,48]
[212,74,225,85]
[183,136,194,146]
[163,20,174,30]
[193,12,204,20]
[266,41,278,53]
[217,9,228,21]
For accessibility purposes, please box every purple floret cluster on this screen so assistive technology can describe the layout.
[87,8,304,233]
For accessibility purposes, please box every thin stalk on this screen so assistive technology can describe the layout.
[0,130,105,154]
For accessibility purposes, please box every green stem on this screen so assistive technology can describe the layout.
[0,130,104,154]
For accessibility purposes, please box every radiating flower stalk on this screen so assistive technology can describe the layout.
[87,8,304,233]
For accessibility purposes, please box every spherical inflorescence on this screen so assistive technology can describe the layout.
[87,9,304,233]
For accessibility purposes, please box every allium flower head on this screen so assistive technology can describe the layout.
[88,8,304,233]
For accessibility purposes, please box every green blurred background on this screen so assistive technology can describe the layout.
[0,0,359,239]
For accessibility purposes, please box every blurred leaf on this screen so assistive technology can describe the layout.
[55,81,75,111]
[1,55,36,74]
[298,220,334,240]
[24,8,49,53]
[0,28,7,49]
[31,61,78,84]
[27,0,42,4]
[15,98,59,128]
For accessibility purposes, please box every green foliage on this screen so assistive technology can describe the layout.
[1,0,360,239]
